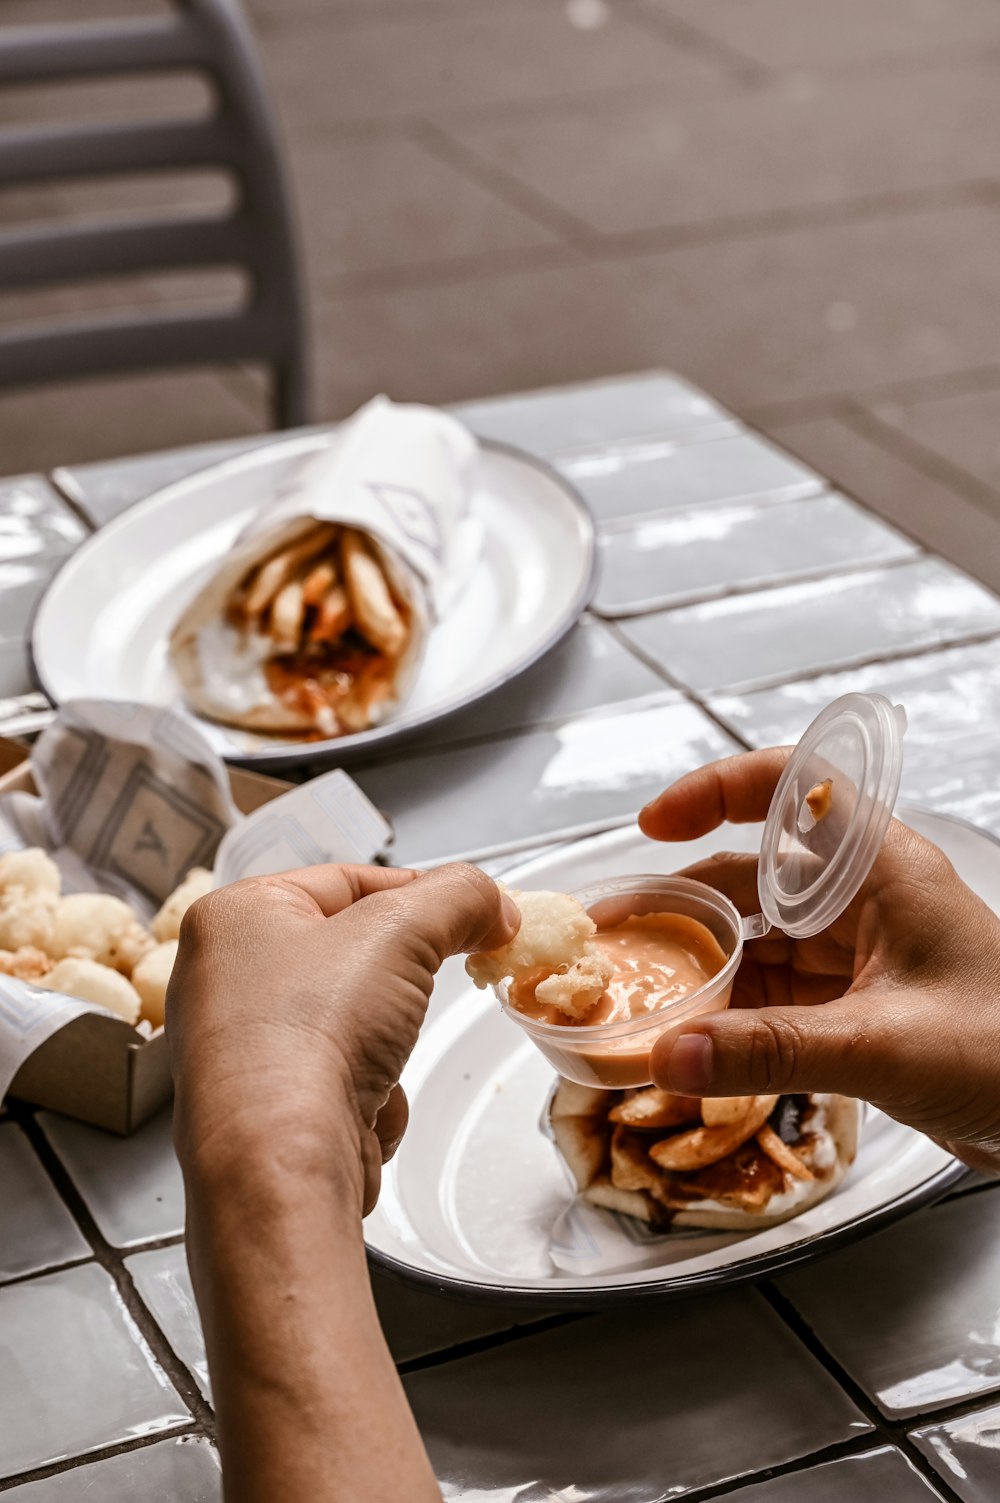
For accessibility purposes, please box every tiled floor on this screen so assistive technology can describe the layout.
[2,0,1000,605]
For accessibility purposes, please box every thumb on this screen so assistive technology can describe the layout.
[370,862,520,965]
[650,1000,883,1101]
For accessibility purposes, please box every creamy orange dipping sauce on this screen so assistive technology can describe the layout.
[509,912,728,1028]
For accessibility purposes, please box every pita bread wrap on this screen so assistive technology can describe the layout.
[549,1082,860,1232]
[169,397,479,739]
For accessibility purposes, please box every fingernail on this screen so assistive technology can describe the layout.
[667,1033,713,1094]
[500,893,521,933]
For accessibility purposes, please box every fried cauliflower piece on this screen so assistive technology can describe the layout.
[535,950,613,1021]
[0,945,53,982]
[466,888,597,988]
[39,957,142,1026]
[466,887,612,1020]
[0,848,61,898]
[152,867,213,943]
[131,940,178,1029]
[51,893,154,976]
[0,891,56,951]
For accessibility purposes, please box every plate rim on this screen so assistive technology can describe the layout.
[31,434,597,768]
[366,802,987,1306]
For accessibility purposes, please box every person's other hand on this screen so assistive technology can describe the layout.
[166,863,518,1214]
[639,749,1000,1173]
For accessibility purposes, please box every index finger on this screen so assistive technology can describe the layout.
[253,863,420,918]
[638,747,793,843]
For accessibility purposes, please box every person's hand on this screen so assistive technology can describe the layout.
[639,749,1000,1173]
[166,863,519,1214]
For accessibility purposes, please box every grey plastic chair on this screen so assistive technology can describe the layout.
[0,0,308,427]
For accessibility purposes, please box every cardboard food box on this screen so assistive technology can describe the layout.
[0,737,290,1135]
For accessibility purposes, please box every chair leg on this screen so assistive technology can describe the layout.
[273,353,311,430]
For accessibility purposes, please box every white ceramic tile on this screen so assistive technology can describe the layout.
[0,1262,188,1478]
[561,429,822,525]
[710,1446,944,1501]
[779,1188,1000,1420]
[126,1243,209,1401]
[619,560,1000,694]
[911,1398,1000,1503]
[0,1435,221,1501]
[371,1266,549,1364]
[38,1107,184,1249]
[0,1123,89,1283]
[707,639,1000,839]
[452,371,733,458]
[594,493,918,617]
[404,1292,869,1500]
[423,619,673,746]
[357,697,739,864]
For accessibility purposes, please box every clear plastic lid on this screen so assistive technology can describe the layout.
[757,692,907,938]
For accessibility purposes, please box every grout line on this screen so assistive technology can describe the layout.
[0,1425,204,1494]
[46,472,98,537]
[11,1107,215,1440]
[601,619,754,752]
[409,119,595,242]
[647,1434,898,1503]
[758,1284,969,1503]
[396,1311,589,1377]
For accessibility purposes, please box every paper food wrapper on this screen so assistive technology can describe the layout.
[169,395,480,736]
[0,700,392,1106]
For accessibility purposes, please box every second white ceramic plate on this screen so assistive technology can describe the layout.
[365,807,989,1304]
[32,435,595,767]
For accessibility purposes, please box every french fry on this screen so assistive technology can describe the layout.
[610,1126,666,1194]
[609,1088,702,1131]
[701,1095,758,1128]
[242,525,337,619]
[270,580,306,654]
[302,559,337,608]
[341,529,408,657]
[756,1122,814,1181]
[648,1095,779,1171]
[309,584,352,644]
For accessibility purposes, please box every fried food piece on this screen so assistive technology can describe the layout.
[309,584,352,644]
[0,892,56,951]
[0,848,61,898]
[610,1125,667,1194]
[152,868,213,943]
[701,1095,759,1128]
[39,957,141,1026]
[270,579,307,654]
[467,888,597,989]
[534,951,611,1021]
[301,559,337,607]
[341,529,407,657]
[0,945,53,982]
[51,893,153,975]
[648,1095,779,1171]
[609,1088,702,1131]
[756,1122,814,1181]
[241,524,338,619]
[131,940,178,1030]
[805,778,833,824]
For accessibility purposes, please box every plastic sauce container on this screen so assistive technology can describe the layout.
[497,692,907,1089]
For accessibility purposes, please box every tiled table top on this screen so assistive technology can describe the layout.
[3,370,1000,1500]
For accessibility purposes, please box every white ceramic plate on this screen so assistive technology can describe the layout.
[366,806,992,1304]
[31,436,595,767]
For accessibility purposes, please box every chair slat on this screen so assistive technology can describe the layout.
[0,16,210,86]
[0,117,246,187]
[0,213,261,288]
[0,307,294,387]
